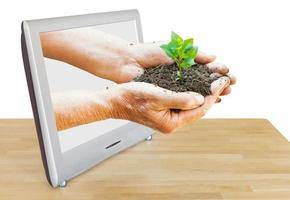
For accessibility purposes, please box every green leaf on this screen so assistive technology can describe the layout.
[179,38,198,60]
[160,44,174,58]
[171,31,183,46]
[180,58,194,69]
[190,46,198,59]
[181,38,193,51]
[167,42,179,58]
[183,46,198,59]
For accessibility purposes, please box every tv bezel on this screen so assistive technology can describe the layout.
[21,9,153,187]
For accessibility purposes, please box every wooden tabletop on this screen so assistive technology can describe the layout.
[1,119,290,199]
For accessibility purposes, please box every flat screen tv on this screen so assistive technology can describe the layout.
[21,10,153,187]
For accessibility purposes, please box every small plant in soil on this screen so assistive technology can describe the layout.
[160,32,198,80]
[134,32,218,97]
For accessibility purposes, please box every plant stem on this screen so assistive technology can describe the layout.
[175,58,183,80]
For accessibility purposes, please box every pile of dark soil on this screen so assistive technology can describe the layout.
[134,63,217,96]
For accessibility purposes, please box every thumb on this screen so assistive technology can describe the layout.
[141,82,205,110]
[174,76,230,126]
[119,82,204,110]
[194,51,216,64]
[134,41,173,68]
[156,90,205,110]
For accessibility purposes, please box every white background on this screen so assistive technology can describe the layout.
[1,0,290,139]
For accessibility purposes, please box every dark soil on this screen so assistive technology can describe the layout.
[134,63,217,96]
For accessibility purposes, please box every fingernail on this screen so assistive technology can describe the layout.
[216,98,222,103]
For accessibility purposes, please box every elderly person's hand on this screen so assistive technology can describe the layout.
[40,28,236,97]
[53,77,229,132]
[107,77,230,133]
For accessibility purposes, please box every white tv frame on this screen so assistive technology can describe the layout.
[21,9,153,188]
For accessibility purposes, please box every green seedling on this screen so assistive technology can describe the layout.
[160,32,198,80]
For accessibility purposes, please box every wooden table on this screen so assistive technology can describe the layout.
[1,119,290,199]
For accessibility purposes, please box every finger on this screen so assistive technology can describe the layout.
[120,82,205,110]
[136,81,205,110]
[135,41,173,68]
[210,73,236,86]
[194,51,216,64]
[206,62,229,74]
[157,90,205,110]
[176,95,219,126]
[210,72,223,78]
[211,76,231,95]
[220,86,231,96]
[210,75,232,96]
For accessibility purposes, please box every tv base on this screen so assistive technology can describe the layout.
[59,180,67,188]
[145,135,153,141]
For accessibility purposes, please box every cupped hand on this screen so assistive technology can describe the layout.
[106,76,230,133]
[40,29,236,96]
[122,42,236,96]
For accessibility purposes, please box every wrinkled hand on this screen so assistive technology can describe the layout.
[40,29,236,96]
[106,76,230,133]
